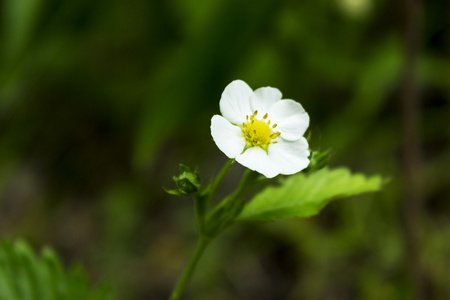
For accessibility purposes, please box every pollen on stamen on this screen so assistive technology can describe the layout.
[240,112,281,151]
[269,132,280,139]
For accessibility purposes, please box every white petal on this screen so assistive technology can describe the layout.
[211,115,245,158]
[268,100,309,141]
[250,87,282,115]
[235,147,279,178]
[268,137,310,175]
[219,80,253,125]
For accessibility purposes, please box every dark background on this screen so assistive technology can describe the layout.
[1,0,449,299]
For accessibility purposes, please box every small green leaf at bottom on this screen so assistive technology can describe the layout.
[0,239,113,300]
[237,167,384,221]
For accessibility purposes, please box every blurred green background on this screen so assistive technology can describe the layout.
[1,0,449,299]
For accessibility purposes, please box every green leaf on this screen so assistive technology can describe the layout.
[0,239,114,300]
[237,168,383,221]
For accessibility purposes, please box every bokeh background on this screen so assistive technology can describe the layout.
[1,0,449,299]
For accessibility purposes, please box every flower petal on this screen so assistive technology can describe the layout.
[268,99,309,141]
[236,147,279,178]
[268,137,310,175]
[250,87,282,115]
[211,115,245,158]
[219,80,253,125]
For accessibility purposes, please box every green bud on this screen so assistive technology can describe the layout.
[165,164,201,197]
[306,149,331,172]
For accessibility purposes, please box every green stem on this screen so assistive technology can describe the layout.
[234,169,257,198]
[169,238,209,300]
[219,169,257,212]
[169,165,256,300]
[205,169,258,238]
[206,159,234,209]
[195,159,233,236]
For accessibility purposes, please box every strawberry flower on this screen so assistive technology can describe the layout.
[211,80,310,178]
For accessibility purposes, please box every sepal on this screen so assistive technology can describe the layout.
[304,149,331,172]
[165,164,202,197]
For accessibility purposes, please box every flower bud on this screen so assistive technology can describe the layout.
[307,150,331,171]
[165,164,201,197]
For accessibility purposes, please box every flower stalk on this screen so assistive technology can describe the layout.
[169,238,209,300]
[168,162,260,300]
[206,159,234,210]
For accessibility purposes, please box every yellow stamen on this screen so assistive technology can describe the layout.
[240,110,280,153]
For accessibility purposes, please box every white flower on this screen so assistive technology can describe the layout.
[211,80,310,178]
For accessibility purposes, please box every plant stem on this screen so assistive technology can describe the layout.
[234,169,258,197]
[169,164,256,300]
[169,238,209,300]
[206,159,234,209]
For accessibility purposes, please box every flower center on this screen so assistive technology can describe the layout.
[241,110,280,153]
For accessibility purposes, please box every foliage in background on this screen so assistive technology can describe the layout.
[0,239,113,300]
